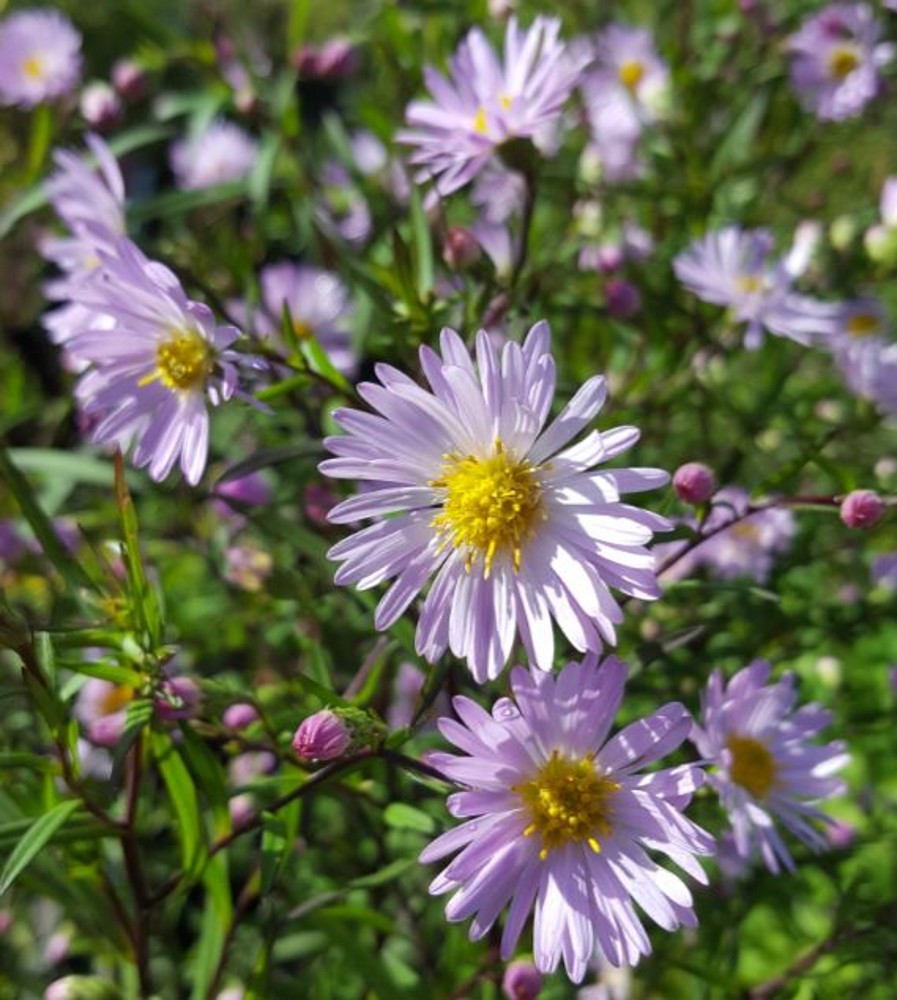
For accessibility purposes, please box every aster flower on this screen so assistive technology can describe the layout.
[827,296,893,402]
[787,3,893,121]
[67,237,240,485]
[321,322,669,682]
[170,119,258,190]
[582,23,669,125]
[690,487,795,583]
[673,226,839,349]
[0,8,81,108]
[690,660,849,873]
[398,16,587,197]
[420,655,712,980]
[246,261,356,375]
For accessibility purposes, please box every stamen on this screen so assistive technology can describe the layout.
[139,330,213,393]
[727,734,777,799]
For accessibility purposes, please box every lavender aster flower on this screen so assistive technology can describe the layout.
[170,119,258,190]
[67,237,240,485]
[252,262,355,375]
[420,655,712,980]
[690,661,849,873]
[674,226,839,349]
[398,17,586,197]
[321,322,669,682]
[0,8,81,108]
[582,23,669,126]
[787,4,893,121]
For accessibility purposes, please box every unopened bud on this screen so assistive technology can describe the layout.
[501,960,542,1000]
[443,227,481,270]
[605,278,641,319]
[111,59,146,101]
[673,463,717,504]
[293,706,385,761]
[840,489,885,529]
[155,676,201,721]
[79,82,121,131]
[223,702,258,730]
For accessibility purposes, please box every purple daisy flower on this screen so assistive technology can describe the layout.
[321,321,669,682]
[249,261,356,375]
[690,660,849,874]
[420,655,712,980]
[828,295,891,397]
[170,119,258,191]
[398,16,587,197]
[787,3,893,121]
[0,8,81,108]
[67,237,240,485]
[583,23,669,125]
[673,226,839,349]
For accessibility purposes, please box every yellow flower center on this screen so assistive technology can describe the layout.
[292,319,313,341]
[727,734,777,799]
[618,60,645,92]
[516,752,620,858]
[99,684,134,717]
[429,439,543,576]
[828,46,860,81]
[737,274,764,295]
[499,93,512,111]
[23,54,44,80]
[139,330,213,392]
[846,312,880,338]
[729,519,760,542]
[473,106,489,135]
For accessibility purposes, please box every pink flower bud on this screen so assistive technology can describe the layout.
[443,227,481,270]
[840,489,885,529]
[605,278,641,319]
[111,58,146,101]
[79,81,121,131]
[501,960,542,1000]
[223,702,258,730]
[155,676,201,721]
[673,462,717,504]
[293,709,351,761]
[89,713,126,747]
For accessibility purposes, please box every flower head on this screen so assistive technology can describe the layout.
[321,322,669,682]
[66,237,241,485]
[0,8,81,108]
[674,226,839,349]
[787,3,893,121]
[690,661,849,873]
[398,17,586,197]
[170,119,258,190]
[421,656,712,980]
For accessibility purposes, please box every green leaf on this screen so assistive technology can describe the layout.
[0,447,96,592]
[0,799,80,896]
[151,730,206,878]
[7,449,140,491]
[409,186,434,302]
[383,803,435,834]
[189,853,233,1000]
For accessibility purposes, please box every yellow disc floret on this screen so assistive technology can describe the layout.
[140,329,213,392]
[618,60,645,92]
[23,54,44,80]
[516,751,620,859]
[473,106,489,135]
[846,312,880,338]
[828,46,860,81]
[430,439,543,576]
[727,734,777,799]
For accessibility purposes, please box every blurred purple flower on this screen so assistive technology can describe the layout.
[170,119,258,190]
[211,471,273,521]
[420,655,712,979]
[398,17,586,197]
[223,543,272,592]
[292,37,358,80]
[75,676,133,747]
[68,237,241,485]
[154,675,201,721]
[582,23,669,126]
[787,3,893,121]
[674,226,839,349]
[321,321,670,682]
[0,8,81,108]
[317,161,372,245]
[871,552,897,589]
[690,660,849,873]
[223,703,259,730]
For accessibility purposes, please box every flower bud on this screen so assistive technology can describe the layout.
[111,58,146,101]
[605,278,641,319]
[673,462,717,504]
[79,81,121,131]
[44,976,121,1000]
[155,676,201,721]
[223,702,258,730]
[840,489,885,529]
[293,709,351,761]
[443,227,481,271]
[501,960,542,1000]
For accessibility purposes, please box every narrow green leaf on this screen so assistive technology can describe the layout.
[60,658,143,687]
[151,730,206,878]
[409,186,434,301]
[189,853,233,1000]
[383,803,435,834]
[0,799,80,896]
